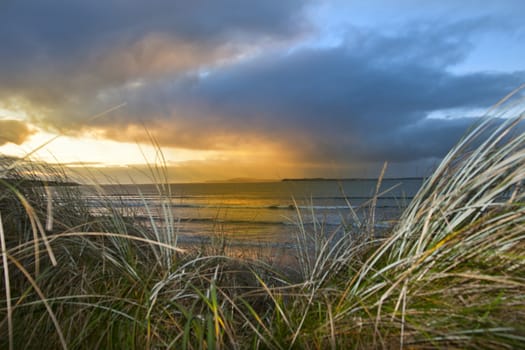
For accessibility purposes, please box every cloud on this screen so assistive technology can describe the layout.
[87,20,523,165]
[0,120,35,146]
[0,1,523,175]
[0,0,313,119]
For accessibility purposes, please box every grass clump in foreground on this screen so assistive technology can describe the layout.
[1,91,525,349]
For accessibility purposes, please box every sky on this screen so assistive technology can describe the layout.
[0,0,524,183]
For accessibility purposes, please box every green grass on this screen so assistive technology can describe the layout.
[1,89,525,349]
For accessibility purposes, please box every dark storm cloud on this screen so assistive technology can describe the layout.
[0,0,312,112]
[0,0,308,51]
[97,21,523,164]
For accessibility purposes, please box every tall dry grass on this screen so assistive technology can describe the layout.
[0,88,524,349]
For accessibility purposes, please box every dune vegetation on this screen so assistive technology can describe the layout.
[1,91,525,349]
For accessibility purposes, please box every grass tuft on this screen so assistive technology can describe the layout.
[1,89,525,349]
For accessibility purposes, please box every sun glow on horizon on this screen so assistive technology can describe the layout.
[0,118,301,182]
[0,123,219,166]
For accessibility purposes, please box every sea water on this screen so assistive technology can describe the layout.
[82,179,423,248]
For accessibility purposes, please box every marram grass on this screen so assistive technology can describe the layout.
[1,90,525,349]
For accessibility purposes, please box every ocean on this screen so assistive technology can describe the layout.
[82,179,423,248]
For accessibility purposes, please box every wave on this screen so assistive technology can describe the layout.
[129,215,301,226]
[85,198,408,211]
[85,193,414,202]
[174,234,299,248]
[117,213,398,228]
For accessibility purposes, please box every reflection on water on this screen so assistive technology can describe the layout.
[82,179,423,246]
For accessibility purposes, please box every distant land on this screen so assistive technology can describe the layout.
[281,177,425,182]
[203,177,426,183]
[204,178,278,183]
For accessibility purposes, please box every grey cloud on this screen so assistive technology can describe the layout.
[0,0,309,51]
[0,0,310,62]
[0,0,312,115]
[102,23,522,163]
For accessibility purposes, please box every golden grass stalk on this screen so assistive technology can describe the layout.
[0,212,13,350]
